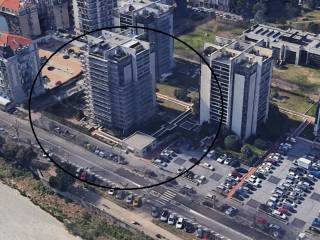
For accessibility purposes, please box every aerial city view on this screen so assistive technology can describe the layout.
[1,0,320,240]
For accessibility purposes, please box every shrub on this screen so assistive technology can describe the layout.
[224,135,241,151]
[254,138,268,150]
[241,145,253,158]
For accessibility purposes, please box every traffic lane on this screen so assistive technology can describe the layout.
[188,202,272,240]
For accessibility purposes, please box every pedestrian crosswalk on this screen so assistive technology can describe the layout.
[157,190,176,205]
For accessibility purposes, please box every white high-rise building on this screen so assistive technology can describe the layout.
[84,31,156,133]
[73,0,117,34]
[200,39,273,139]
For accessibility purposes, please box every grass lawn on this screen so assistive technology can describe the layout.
[273,65,320,94]
[306,103,318,117]
[290,10,320,23]
[157,84,178,98]
[247,144,267,157]
[270,88,312,114]
[175,20,246,60]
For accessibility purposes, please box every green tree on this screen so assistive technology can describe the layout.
[308,22,320,34]
[16,146,37,168]
[224,135,241,151]
[174,88,189,101]
[253,0,267,23]
[254,138,268,150]
[2,142,18,160]
[304,0,317,9]
[49,162,76,191]
[241,145,253,158]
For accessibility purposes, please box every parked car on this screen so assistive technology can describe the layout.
[200,162,215,171]
[167,213,176,225]
[176,217,184,229]
[133,196,141,207]
[225,207,238,217]
[160,210,169,222]
[126,193,133,204]
[151,206,160,218]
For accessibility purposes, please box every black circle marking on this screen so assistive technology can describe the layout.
[28,25,225,190]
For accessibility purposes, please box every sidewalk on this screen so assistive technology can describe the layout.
[57,186,183,240]
[96,197,183,240]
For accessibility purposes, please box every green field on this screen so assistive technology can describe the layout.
[273,65,320,94]
[270,88,312,114]
[306,104,318,117]
[175,20,246,60]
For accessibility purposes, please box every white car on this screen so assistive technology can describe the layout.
[108,189,115,195]
[200,163,214,171]
[176,217,184,229]
[176,167,186,174]
[197,176,206,184]
[217,157,225,163]
[167,214,176,225]
[272,210,288,220]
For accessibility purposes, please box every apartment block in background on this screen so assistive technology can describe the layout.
[188,0,230,11]
[243,24,320,68]
[116,0,174,81]
[84,31,156,134]
[0,32,44,104]
[37,0,71,32]
[0,0,41,39]
[200,39,273,140]
[73,0,117,34]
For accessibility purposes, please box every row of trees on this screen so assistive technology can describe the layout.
[0,134,76,192]
[0,136,37,168]
[231,0,319,23]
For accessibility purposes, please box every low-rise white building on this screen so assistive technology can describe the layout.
[122,132,157,157]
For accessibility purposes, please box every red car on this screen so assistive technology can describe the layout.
[231,171,243,178]
[277,208,289,214]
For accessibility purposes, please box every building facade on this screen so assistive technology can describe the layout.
[243,24,320,68]
[0,0,41,39]
[188,0,230,11]
[85,31,156,133]
[72,0,117,34]
[37,0,71,32]
[0,32,44,104]
[200,39,273,140]
[116,0,174,81]
[314,101,320,137]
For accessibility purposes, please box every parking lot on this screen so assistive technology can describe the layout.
[154,143,244,197]
[242,138,320,233]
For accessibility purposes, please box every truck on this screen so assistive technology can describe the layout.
[294,158,311,170]
[309,217,320,233]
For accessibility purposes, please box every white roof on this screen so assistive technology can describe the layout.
[297,157,311,164]
[0,96,11,106]
[123,132,156,150]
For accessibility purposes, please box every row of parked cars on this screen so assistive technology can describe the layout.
[176,166,206,185]
[150,207,227,240]
[265,164,318,221]
[107,188,143,207]
[153,148,178,168]
[229,153,285,201]
[216,168,248,196]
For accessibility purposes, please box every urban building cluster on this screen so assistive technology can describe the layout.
[0,0,319,141]
[243,24,320,68]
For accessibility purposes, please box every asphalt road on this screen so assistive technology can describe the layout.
[0,110,273,240]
